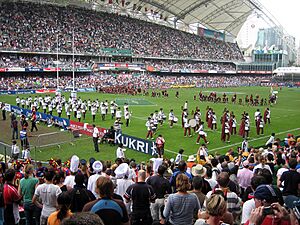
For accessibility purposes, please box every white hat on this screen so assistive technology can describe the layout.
[92,161,103,173]
[114,163,129,178]
[187,155,196,162]
[192,164,207,177]
[70,155,79,173]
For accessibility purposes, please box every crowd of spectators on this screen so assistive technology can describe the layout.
[0,54,93,69]
[0,74,274,91]
[145,60,236,72]
[0,1,244,60]
[1,129,300,225]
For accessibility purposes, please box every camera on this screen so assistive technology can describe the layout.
[263,206,274,215]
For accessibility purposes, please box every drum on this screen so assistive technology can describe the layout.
[173,117,178,123]
[162,115,167,120]
[188,119,197,128]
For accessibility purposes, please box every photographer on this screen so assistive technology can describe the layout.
[245,184,291,225]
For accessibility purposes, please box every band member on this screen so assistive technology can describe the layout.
[57,104,62,118]
[230,115,237,135]
[155,134,165,158]
[258,115,264,135]
[146,117,154,139]
[114,118,123,133]
[207,108,213,129]
[181,108,188,128]
[82,102,87,120]
[91,104,97,122]
[76,107,82,122]
[183,115,192,137]
[110,102,117,119]
[223,119,230,143]
[16,96,20,107]
[116,107,122,120]
[30,111,38,132]
[239,115,245,138]
[196,122,209,144]
[168,109,175,128]
[157,108,165,126]
[264,108,271,124]
[211,112,217,130]
[244,116,250,138]
[124,108,131,127]
[194,109,201,131]
[100,103,106,121]
[183,101,188,110]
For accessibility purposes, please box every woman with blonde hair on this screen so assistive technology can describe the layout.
[195,194,229,225]
[163,174,200,225]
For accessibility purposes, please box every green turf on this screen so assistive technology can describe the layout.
[115,98,155,106]
[0,86,299,162]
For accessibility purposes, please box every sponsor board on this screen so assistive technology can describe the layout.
[114,133,157,155]
[11,105,70,129]
[69,121,106,138]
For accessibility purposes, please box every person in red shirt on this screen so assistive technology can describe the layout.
[245,185,291,225]
[3,169,22,225]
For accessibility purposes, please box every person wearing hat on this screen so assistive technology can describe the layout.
[237,160,253,193]
[114,163,134,203]
[245,185,290,225]
[87,161,103,198]
[187,155,196,172]
[116,144,126,159]
[64,155,79,189]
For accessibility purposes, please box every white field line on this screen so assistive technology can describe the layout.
[206,127,300,153]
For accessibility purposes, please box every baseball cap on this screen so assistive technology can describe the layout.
[254,184,278,203]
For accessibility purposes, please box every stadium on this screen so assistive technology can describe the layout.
[0,0,300,224]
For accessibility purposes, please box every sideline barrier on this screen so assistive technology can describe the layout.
[114,132,157,156]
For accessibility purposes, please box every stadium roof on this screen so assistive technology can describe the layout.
[87,0,258,37]
[37,0,259,37]
[131,0,257,36]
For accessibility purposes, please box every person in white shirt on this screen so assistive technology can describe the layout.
[266,133,275,148]
[231,115,237,135]
[211,112,217,130]
[76,108,82,122]
[196,122,209,144]
[146,117,154,139]
[175,149,184,164]
[32,169,62,225]
[100,103,106,121]
[92,124,99,152]
[124,108,131,127]
[91,104,97,122]
[116,143,126,159]
[87,161,103,198]
[116,107,122,120]
[11,140,20,160]
[168,109,175,128]
[183,115,191,137]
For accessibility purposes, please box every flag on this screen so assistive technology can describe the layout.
[270,86,273,94]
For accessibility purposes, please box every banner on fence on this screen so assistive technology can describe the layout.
[0,90,36,95]
[69,121,106,138]
[11,105,70,129]
[114,133,157,155]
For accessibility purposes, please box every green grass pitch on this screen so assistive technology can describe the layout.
[0,86,299,163]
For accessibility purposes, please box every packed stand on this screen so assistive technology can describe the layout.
[0,1,243,61]
[0,54,93,69]
[145,60,236,72]
[0,74,274,91]
[2,132,300,225]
